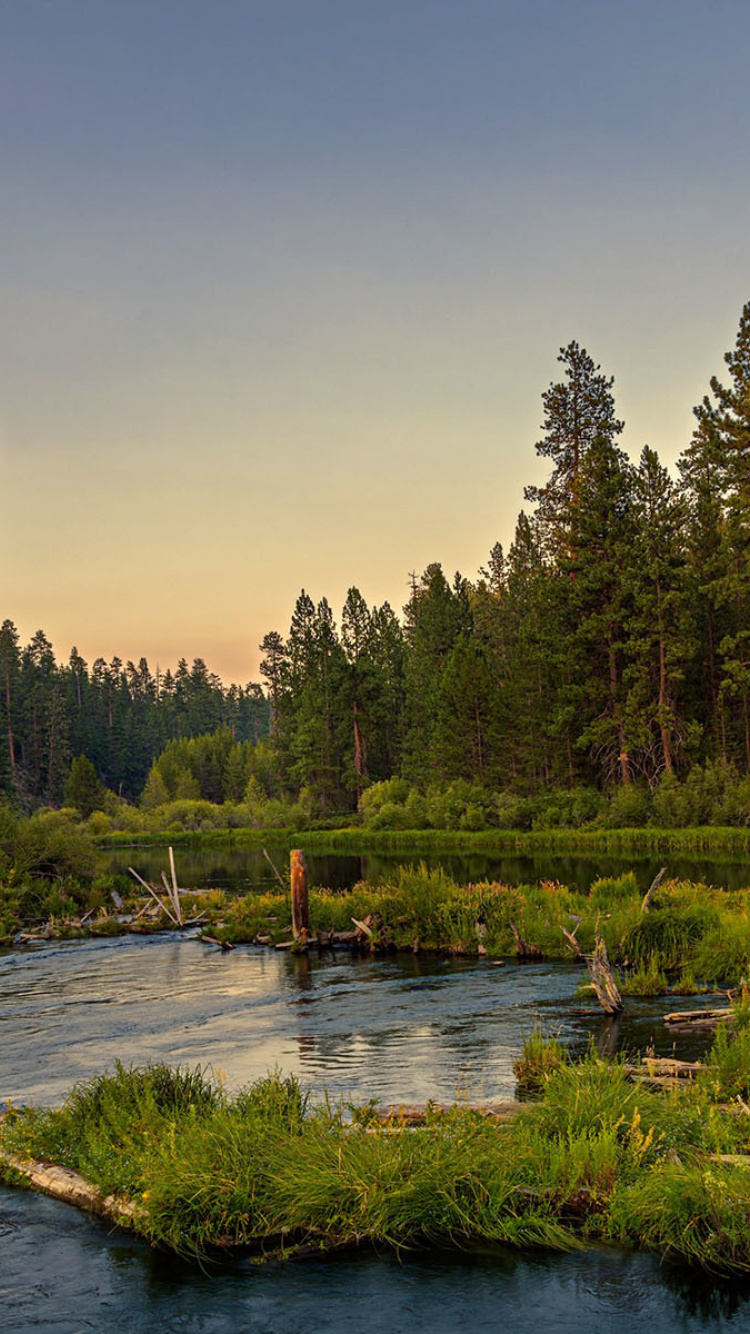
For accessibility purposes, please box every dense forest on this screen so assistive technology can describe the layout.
[257,299,750,814]
[0,636,270,806]
[3,299,750,821]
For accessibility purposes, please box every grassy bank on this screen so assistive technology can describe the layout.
[7,855,750,989]
[197,865,750,988]
[93,825,750,855]
[4,1018,750,1271]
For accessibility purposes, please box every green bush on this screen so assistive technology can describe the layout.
[606,785,652,828]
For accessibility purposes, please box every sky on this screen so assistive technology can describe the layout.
[2,0,750,683]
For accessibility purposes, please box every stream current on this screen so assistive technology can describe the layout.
[2,927,750,1330]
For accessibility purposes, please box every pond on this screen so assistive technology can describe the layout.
[1,932,748,1330]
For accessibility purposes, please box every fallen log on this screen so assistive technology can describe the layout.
[663,1006,734,1030]
[369,1100,522,1127]
[623,1057,705,1086]
[0,1151,143,1232]
[199,935,235,951]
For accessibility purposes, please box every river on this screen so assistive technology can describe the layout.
[3,888,750,1329]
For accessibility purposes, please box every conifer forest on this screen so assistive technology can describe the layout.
[4,299,750,819]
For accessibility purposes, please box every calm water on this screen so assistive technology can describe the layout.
[0,932,747,1330]
[102,845,750,898]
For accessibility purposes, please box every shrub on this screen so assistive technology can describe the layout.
[606,785,651,828]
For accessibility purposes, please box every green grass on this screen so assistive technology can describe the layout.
[197,864,750,988]
[92,824,750,855]
[6,1029,750,1271]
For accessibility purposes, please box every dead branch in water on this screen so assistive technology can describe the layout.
[586,926,623,1015]
[641,867,667,914]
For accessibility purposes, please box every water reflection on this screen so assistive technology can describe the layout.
[3,935,750,1329]
[102,845,750,898]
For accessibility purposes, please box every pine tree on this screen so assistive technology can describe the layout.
[65,754,105,817]
[434,634,492,780]
[341,587,374,806]
[0,620,20,793]
[690,300,750,768]
[526,341,624,555]
[402,565,466,783]
[560,438,636,785]
[625,446,696,780]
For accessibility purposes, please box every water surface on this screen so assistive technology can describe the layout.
[102,844,750,898]
[0,932,740,1331]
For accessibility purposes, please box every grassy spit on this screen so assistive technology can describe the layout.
[7,860,750,991]
[197,866,750,991]
[4,1014,750,1271]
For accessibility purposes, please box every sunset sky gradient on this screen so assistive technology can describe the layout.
[3,0,750,681]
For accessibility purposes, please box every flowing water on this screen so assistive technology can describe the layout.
[3,871,750,1330]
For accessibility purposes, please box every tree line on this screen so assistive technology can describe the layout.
[4,299,750,818]
[0,631,270,807]
[258,300,750,813]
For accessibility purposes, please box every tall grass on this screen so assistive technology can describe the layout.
[93,825,750,855]
[5,1046,750,1271]
[205,865,750,987]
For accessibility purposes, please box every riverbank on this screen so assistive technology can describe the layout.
[94,825,750,854]
[7,863,750,993]
[197,865,750,991]
[3,1023,750,1271]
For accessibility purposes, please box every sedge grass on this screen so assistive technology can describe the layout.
[5,1031,750,1272]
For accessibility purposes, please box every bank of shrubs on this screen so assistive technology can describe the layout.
[56,763,750,839]
[0,806,123,942]
[359,764,750,832]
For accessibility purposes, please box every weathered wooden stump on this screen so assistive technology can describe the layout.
[587,929,623,1015]
[290,848,309,940]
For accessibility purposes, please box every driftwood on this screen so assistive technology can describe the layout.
[509,921,544,960]
[369,1100,521,1127]
[560,923,583,959]
[168,847,183,925]
[663,1006,734,1031]
[199,935,235,951]
[623,1057,705,1088]
[0,1151,142,1231]
[262,847,286,889]
[128,866,180,927]
[586,928,623,1015]
[641,866,667,913]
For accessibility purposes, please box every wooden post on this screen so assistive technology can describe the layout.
[168,846,183,925]
[290,849,309,940]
